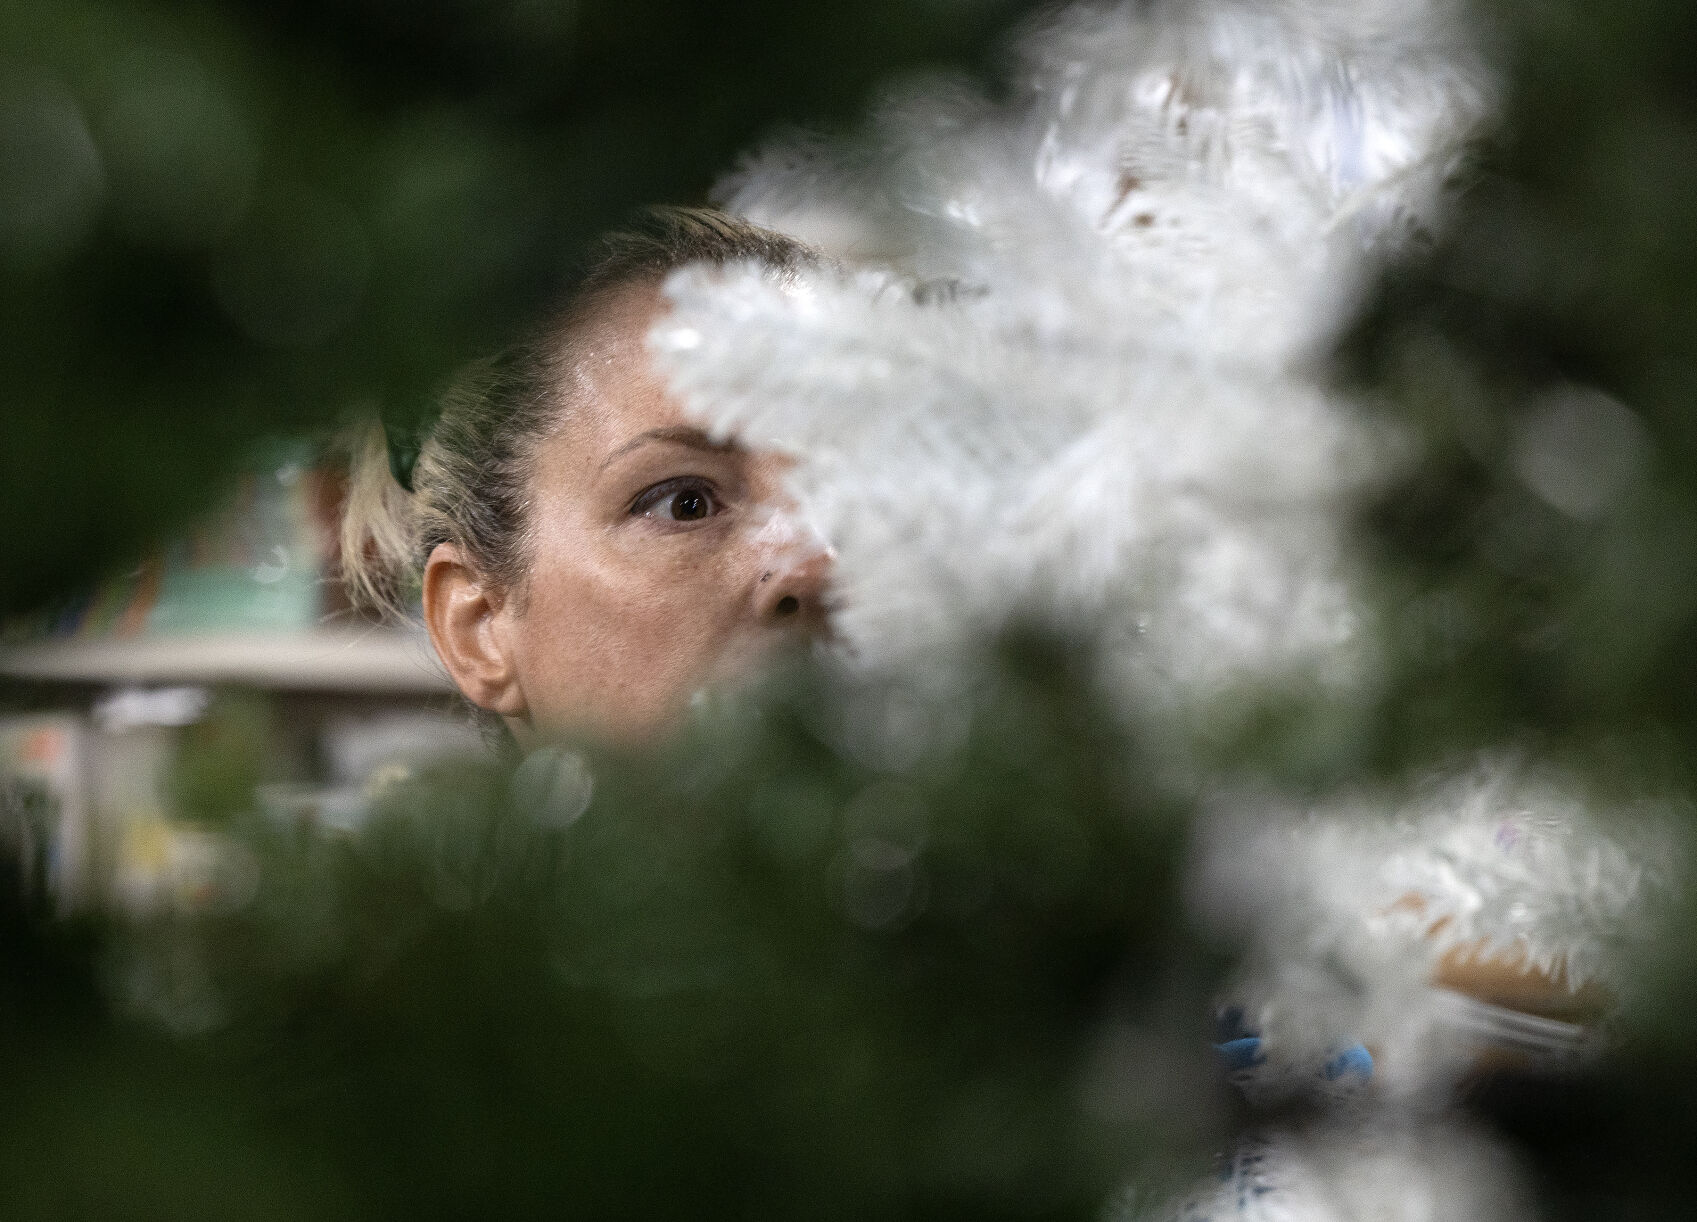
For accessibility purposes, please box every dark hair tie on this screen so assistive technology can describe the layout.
[382,415,423,493]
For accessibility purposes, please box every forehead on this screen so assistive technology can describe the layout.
[548,275,689,457]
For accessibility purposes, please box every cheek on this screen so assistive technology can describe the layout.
[511,529,753,734]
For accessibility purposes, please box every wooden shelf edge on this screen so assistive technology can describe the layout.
[0,630,455,694]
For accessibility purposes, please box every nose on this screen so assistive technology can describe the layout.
[753,542,833,630]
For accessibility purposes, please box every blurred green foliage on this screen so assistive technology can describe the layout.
[1336,0,1697,1216]
[1345,0,1697,766]
[0,0,1035,616]
[168,690,275,823]
[2,642,1222,1220]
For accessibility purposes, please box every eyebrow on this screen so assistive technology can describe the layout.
[599,426,738,471]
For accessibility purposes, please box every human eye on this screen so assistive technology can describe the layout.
[627,476,722,523]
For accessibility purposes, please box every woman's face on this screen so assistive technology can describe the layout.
[423,277,830,741]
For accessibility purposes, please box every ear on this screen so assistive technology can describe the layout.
[422,542,528,718]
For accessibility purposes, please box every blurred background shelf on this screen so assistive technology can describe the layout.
[0,629,453,694]
[0,446,472,916]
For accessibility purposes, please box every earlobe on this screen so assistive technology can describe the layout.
[422,543,529,718]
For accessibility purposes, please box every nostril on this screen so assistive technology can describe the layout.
[774,595,800,617]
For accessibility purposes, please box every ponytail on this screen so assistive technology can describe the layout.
[338,421,420,620]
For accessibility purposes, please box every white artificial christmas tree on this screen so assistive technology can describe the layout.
[651,2,1681,1216]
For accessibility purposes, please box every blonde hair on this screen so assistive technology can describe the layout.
[340,207,819,619]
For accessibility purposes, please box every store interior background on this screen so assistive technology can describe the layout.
[0,441,473,921]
